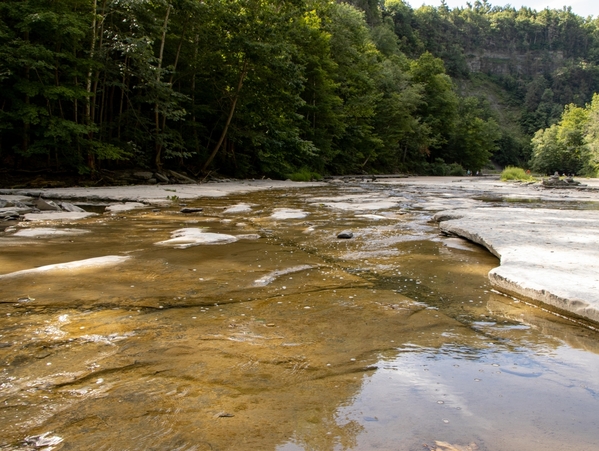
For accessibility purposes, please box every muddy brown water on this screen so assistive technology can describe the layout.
[1,184,599,451]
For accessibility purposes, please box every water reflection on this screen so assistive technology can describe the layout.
[1,185,598,450]
[337,339,599,450]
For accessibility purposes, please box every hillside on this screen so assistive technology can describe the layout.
[375,0,599,166]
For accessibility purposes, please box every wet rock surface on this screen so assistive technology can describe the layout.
[1,177,599,451]
[179,207,203,213]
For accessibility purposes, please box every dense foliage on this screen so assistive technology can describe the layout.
[379,0,599,171]
[530,94,599,175]
[1,0,598,178]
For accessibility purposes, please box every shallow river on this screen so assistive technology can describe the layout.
[1,183,598,451]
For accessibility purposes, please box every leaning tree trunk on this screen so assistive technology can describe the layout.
[86,0,98,172]
[154,3,172,170]
[201,59,249,173]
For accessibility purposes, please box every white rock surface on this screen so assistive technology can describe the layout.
[1,206,31,214]
[0,195,32,203]
[0,256,130,279]
[0,180,324,204]
[434,208,599,323]
[355,214,387,220]
[155,228,238,248]
[223,203,253,214]
[271,208,308,219]
[313,197,399,211]
[13,228,90,237]
[24,212,97,221]
[105,202,147,212]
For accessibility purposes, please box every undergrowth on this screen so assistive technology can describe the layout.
[500,166,536,181]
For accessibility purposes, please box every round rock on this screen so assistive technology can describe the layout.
[337,230,354,239]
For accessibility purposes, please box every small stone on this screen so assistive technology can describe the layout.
[180,207,203,214]
[337,230,353,239]
[17,296,35,302]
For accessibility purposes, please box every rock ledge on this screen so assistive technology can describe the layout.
[434,207,599,326]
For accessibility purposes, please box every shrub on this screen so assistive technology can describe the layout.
[424,159,465,176]
[448,163,465,176]
[287,167,322,181]
[500,166,535,181]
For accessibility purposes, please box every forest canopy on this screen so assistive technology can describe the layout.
[1,0,598,179]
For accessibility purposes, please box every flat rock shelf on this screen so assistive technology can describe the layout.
[434,208,599,325]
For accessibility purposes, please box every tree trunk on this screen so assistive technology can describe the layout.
[86,0,98,172]
[118,56,128,140]
[201,59,249,172]
[191,34,199,154]
[154,2,172,170]
[90,0,107,125]
[22,31,30,155]
[159,27,185,143]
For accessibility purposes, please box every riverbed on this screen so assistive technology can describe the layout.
[1,178,599,451]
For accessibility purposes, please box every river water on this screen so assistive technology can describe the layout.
[1,183,598,451]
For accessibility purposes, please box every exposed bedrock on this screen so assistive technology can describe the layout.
[434,207,599,325]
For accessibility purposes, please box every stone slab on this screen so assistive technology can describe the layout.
[0,180,325,204]
[270,208,308,219]
[155,228,238,248]
[13,228,90,237]
[434,207,599,324]
[0,255,130,279]
[105,202,148,212]
[24,212,97,221]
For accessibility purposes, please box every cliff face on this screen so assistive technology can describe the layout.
[466,50,566,77]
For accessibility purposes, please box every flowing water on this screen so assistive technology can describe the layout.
[1,183,598,451]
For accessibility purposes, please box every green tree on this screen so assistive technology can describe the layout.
[446,96,500,170]
[409,51,458,158]
[583,94,599,175]
[530,103,589,174]
[324,2,383,174]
